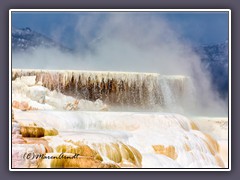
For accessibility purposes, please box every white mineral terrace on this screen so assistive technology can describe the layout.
[11,69,228,169]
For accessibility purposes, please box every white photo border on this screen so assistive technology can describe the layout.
[9,9,231,171]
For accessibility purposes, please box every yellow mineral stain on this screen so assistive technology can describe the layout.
[152,145,178,160]
[55,144,103,161]
[215,155,225,168]
[104,143,122,163]
[202,133,220,155]
[184,144,191,152]
[38,153,120,168]
[44,128,59,136]
[120,143,142,167]
[97,163,120,168]
[63,157,101,168]
[61,158,120,168]
[50,158,65,168]
[93,142,142,167]
[128,145,142,166]
[190,121,199,130]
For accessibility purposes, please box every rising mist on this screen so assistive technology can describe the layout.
[12,12,228,116]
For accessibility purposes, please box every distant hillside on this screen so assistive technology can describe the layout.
[12,27,72,52]
[195,41,229,100]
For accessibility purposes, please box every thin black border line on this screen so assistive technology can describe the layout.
[228,9,231,171]
[10,9,231,171]
[10,10,12,170]
[10,10,230,13]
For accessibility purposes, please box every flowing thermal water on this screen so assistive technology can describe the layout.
[12,69,228,168]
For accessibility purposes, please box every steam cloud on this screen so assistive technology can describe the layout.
[12,12,228,116]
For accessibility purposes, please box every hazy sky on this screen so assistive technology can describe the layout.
[11,11,229,48]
